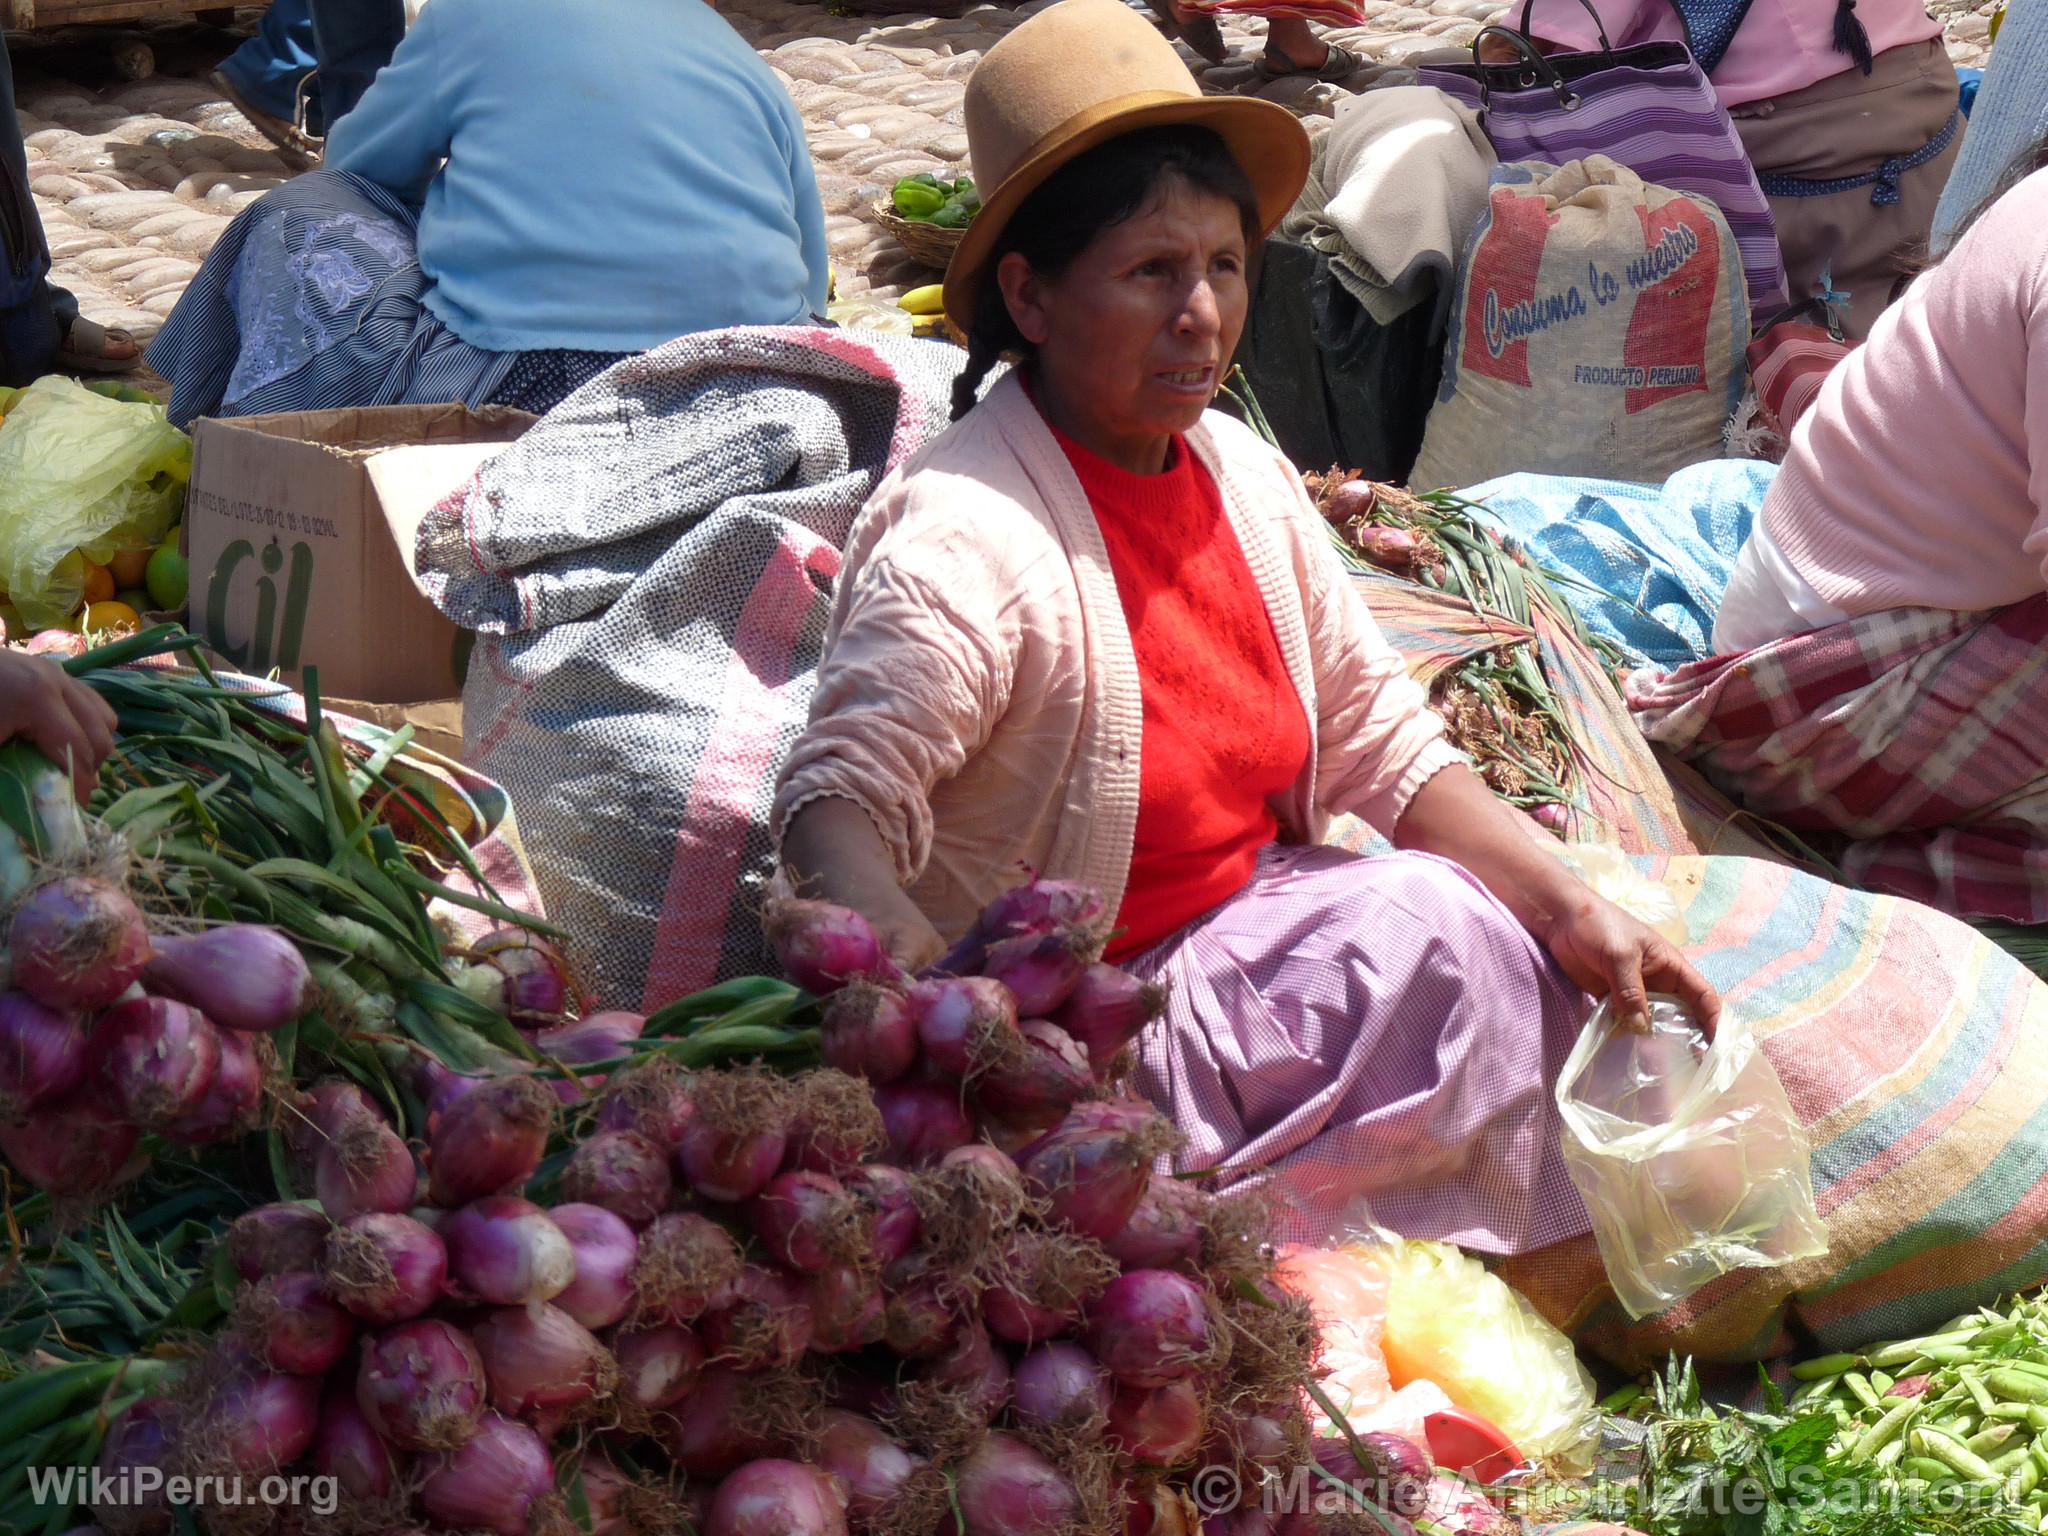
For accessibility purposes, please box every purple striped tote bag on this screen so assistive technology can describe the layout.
[1419,0,1788,321]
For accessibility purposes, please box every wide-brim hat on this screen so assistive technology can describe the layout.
[942,0,1312,331]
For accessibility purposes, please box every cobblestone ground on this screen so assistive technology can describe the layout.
[3,0,2002,350]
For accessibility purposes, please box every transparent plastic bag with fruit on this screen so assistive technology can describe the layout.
[0,377,189,633]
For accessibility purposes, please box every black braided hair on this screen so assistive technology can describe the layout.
[949,124,1261,422]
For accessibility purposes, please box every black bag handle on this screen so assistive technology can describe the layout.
[1468,24,1584,112]
[1513,0,1618,54]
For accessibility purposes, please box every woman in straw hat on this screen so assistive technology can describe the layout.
[772,0,1717,1249]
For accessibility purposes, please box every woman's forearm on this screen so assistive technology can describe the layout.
[1391,764,1592,932]
[780,796,944,970]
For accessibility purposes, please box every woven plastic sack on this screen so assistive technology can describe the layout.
[1411,157,1747,492]
[0,377,188,627]
[1351,1235,1599,1468]
[1557,995,1828,1321]
[414,327,959,1011]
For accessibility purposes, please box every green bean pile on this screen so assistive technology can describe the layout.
[1793,1296,2048,1522]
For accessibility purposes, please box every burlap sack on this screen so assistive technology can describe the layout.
[1411,157,1748,490]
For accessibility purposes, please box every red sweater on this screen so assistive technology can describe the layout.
[1050,423,1312,959]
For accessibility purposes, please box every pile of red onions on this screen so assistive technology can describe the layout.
[0,871,319,1195]
[69,880,1391,1536]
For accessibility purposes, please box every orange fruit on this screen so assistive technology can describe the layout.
[108,547,151,589]
[80,560,115,605]
[79,600,140,635]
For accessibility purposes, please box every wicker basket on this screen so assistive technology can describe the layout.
[874,200,969,271]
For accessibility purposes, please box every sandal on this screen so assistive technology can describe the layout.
[208,69,322,172]
[56,318,142,375]
[1255,40,1363,80]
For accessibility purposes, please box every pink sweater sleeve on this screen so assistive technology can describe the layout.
[1277,463,1466,833]
[2028,254,2048,590]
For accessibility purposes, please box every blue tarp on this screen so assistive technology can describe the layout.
[1454,459,1778,669]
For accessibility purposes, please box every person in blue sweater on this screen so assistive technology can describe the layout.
[147,0,831,427]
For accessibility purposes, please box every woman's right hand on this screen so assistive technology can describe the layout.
[780,796,946,973]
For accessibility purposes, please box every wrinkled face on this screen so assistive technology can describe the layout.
[999,176,1251,461]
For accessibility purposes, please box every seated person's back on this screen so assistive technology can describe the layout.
[324,0,829,354]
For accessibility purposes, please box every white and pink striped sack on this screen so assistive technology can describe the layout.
[414,327,961,1011]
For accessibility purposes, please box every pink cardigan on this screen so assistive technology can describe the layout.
[770,375,1463,941]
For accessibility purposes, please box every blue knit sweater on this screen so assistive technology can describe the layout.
[325,0,829,353]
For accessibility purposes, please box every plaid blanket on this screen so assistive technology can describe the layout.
[1628,596,2048,923]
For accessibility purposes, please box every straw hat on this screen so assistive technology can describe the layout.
[942,0,1311,330]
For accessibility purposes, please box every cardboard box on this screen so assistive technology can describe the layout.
[326,696,466,763]
[183,404,534,706]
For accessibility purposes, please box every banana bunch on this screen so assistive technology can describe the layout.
[899,283,953,340]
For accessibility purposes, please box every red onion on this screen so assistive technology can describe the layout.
[357,1317,488,1450]
[1108,1378,1205,1465]
[315,1114,418,1224]
[940,877,1109,973]
[1339,1433,1436,1518]
[574,1455,634,1536]
[875,1079,974,1167]
[421,1412,562,1535]
[677,1118,788,1203]
[561,1129,672,1225]
[285,1076,380,1175]
[0,1094,139,1196]
[706,1458,850,1536]
[955,1433,1080,1536]
[980,926,1101,1017]
[820,981,919,1086]
[1125,1482,1200,1536]
[661,1365,783,1478]
[228,1202,331,1282]
[91,1397,175,1535]
[1013,1341,1111,1429]
[747,1170,867,1273]
[1086,1270,1215,1387]
[0,991,85,1120]
[594,1063,694,1151]
[983,1226,1104,1346]
[1017,1100,1177,1241]
[551,1201,639,1330]
[311,1386,396,1501]
[444,1195,576,1305]
[808,1263,887,1353]
[143,924,311,1033]
[242,1270,356,1375]
[975,1019,1094,1131]
[1103,1179,1205,1271]
[633,1210,743,1323]
[844,1164,921,1266]
[427,1075,554,1206]
[817,1411,924,1526]
[467,927,576,1028]
[762,898,901,993]
[95,997,219,1129]
[10,876,150,1012]
[909,975,1017,1078]
[534,1010,644,1103]
[416,1057,487,1129]
[161,1027,265,1145]
[473,1303,615,1420]
[701,1263,815,1369]
[923,1318,1012,1421]
[1206,1510,1279,1536]
[1054,964,1167,1070]
[206,1366,322,1473]
[323,1211,447,1323]
[883,1249,962,1359]
[612,1323,703,1411]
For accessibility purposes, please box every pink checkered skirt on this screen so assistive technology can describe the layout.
[1129,845,1595,1254]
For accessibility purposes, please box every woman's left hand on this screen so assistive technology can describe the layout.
[1536,892,1720,1040]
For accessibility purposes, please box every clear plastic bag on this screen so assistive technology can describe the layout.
[0,377,189,628]
[1556,995,1829,1320]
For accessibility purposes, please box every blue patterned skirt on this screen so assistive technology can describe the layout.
[146,170,627,428]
